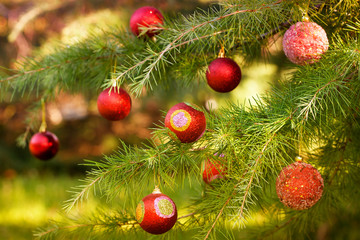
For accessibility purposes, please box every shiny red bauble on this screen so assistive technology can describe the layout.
[206,57,242,93]
[130,6,164,37]
[276,161,324,210]
[202,154,226,184]
[165,102,206,143]
[97,88,131,121]
[29,131,59,161]
[136,188,177,235]
[283,21,329,65]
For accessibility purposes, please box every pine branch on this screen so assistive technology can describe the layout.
[110,0,290,96]
[237,132,277,221]
[34,209,138,240]
[204,193,233,240]
[64,148,144,211]
[0,29,136,100]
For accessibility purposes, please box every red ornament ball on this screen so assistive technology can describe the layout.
[136,189,177,235]
[165,102,206,143]
[29,131,59,161]
[97,88,131,121]
[202,154,227,184]
[130,6,164,37]
[206,57,242,93]
[283,21,329,65]
[276,161,324,210]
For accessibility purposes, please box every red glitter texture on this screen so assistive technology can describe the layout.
[129,6,164,37]
[202,157,227,184]
[206,57,242,92]
[276,161,324,210]
[97,88,131,121]
[283,22,329,65]
[29,131,59,161]
[137,192,177,235]
[165,102,206,143]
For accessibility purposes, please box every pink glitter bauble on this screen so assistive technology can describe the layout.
[276,161,324,210]
[135,189,177,235]
[283,22,329,65]
[165,102,206,143]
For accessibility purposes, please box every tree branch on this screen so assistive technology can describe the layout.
[8,0,75,42]
[115,0,286,88]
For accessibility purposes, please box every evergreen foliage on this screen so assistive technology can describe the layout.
[2,0,360,239]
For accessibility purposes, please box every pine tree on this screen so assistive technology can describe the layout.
[2,0,360,239]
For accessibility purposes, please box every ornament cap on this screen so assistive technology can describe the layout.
[218,46,225,58]
[302,16,310,22]
[111,79,117,88]
[39,121,47,133]
[295,156,303,162]
[152,186,162,194]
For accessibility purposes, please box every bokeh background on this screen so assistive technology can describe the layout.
[0,0,286,239]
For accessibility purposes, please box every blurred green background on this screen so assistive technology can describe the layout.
[0,0,287,239]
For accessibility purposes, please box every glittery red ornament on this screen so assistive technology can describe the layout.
[136,188,177,235]
[29,131,59,161]
[276,161,324,210]
[283,21,329,65]
[97,88,131,121]
[206,57,242,93]
[130,6,164,37]
[165,102,206,143]
[202,154,226,184]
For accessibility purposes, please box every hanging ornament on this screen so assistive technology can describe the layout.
[282,21,329,65]
[202,153,227,184]
[206,47,242,93]
[165,102,206,143]
[97,87,132,121]
[29,99,59,161]
[29,131,59,161]
[276,157,324,210]
[130,6,164,37]
[136,187,177,235]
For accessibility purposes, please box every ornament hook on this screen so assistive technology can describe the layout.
[111,58,118,89]
[299,3,310,22]
[39,98,47,133]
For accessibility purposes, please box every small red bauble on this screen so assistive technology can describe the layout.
[97,88,131,121]
[165,102,206,143]
[202,154,226,184]
[136,188,177,235]
[276,161,324,210]
[283,21,329,65]
[206,57,242,93]
[130,6,164,37]
[29,131,59,161]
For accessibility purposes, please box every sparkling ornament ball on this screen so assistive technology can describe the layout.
[136,189,177,235]
[130,6,164,37]
[165,102,206,143]
[206,57,242,93]
[97,88,131,121]
[202,154,226,184]
[29,131,59,160]
[276,161,324,210]
[283,21,329,65]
